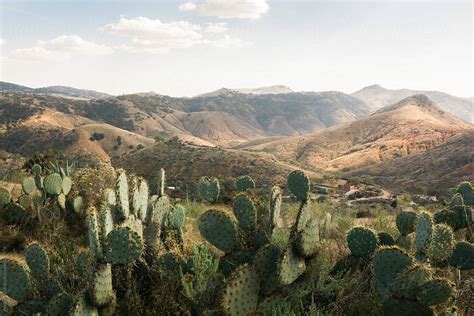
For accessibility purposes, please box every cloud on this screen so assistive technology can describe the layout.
[0,39,5,46]
[179,0,269,19]
[204,22,228,33]
[11,35,113,61]
[101,17,248,53]
[178,1,197,12]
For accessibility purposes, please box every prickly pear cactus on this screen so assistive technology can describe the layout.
[268,185,282,233]
[61,176,72,195]
[115,170,130,221]
[2,203,29,225]
[22,177,36,195]
[138,179,149,221]
[383,298,434,316]
[456,181,474,206]
[450,193,464,208]
[322,212,332,240]
[296,218,320,257]
[396,211,417,236]
[346,227,378,257]
[287,170,310,202]
[31,164,42,176]
[373,247,413,299]
[104,227,144,265]
[0,258,31,301]
[221,265,259,316]
[277,246,306,285]
[448,241,474,270]
[90,264,114,306]
[47,292,75,316]
[87,207,102,261]
[434,209,459,230]
[428,224,455,262]
[25,242,50,278]
[254,244,281,291]
[418,278,454,306]
[198,210,238,253]
[235,175,255,192]
[168,204,186,230]
[158,168,165,197]
[44,173,63,195]
[377,232,396,246]
[416,212,433,255]
[295,200,312,234]
[391,265,432,300]
[199,176,220,202]
[0,187,11,209]
[232,194,256,231]
[451,205,471,229]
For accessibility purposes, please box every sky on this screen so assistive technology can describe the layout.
[0,0,472,97]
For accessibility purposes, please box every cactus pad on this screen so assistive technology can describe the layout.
[415,212,433,254]
[277,246,306,285]
[18,194,33,209]
[255,244,281,291]
[232,194,256,231]
[0,258,31,301]
[31,164,42,176]
[456,181,474,206]
[25,243,49,278]
[373,247,413,299]
[90,264,114,306]
[2,203,29,225]
[22,177,36,194]
[87,207,102,261]
[199,176,220,202]
[198,210,238,253]
[269,185,282,233]
[296,218,320,257]
[44,174,63,195]
[383,298,434,316]
[434,209,459,230]
[115,170,130,221]
[47,293,75,316]
[61,177,72,195]
[104,227,144,265]
[168,204,186,230]
[221,265,259,316]
[295,200,312,233]
[418,278,454,306]
[396,211,417,236]
[450,193,464,207]
[428,224,455,262]
[391,265,432,299]
[138,179,149,221]
[347,227,377,257]
[377,232,396,246]
[235,175,255,191]
[0,188,11,209]
[287,170,310,201]
[448,241,474,270]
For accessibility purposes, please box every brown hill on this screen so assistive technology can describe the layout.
[241,95,473,172]
[347,131,474,195]
[352,84,473,122]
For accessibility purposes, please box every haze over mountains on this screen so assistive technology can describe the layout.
[0,80,472,194]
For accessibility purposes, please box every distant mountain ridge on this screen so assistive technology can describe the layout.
[0,81,111,99]
[352,84,473,123]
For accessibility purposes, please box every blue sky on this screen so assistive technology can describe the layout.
[0,1,472,97]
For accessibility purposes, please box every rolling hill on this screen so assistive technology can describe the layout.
[240,95,473,172]
[352,84,473,123]
[0,81,111,99]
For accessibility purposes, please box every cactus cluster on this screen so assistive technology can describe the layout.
[235,175,256,192]
[199,176,220,202]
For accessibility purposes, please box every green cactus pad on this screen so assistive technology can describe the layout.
[269,185,282,233]
[428,224,455,262]
[34,174,43,190]
[147,195,171,228]
[295,200,312,233]
[416,212,433,254]
[397,234,413,251]
[87,207,102,261]
[450,193,464,207]
[2,203,30,225]
[25,242,49,278]
[44,174,63,195]
[72,292,98,316]
[31,164,42,176]
[322,212,332,240]
[18,194,33,209]
[104,227,144,265]
[434,209,459,230]
[100,205,114,243]
[129,176,140,216]
[76,251,93,277]
[57,193,66,210]
[198,210,238,253]
[115,170,130,221]
[72,196,84,214]
[0,257,31,301]
[169,204,186,230]
[383,298,434,316]
[296,218,320,257]
[61,177,72,195]
[235,175,255,192]
[255,244,281,291]
[47,293,75,316]
[396,210,417,236]
[391,265,432,299]
[232,194,256,231]
[90,264,114,306]
[221,265,259,316]
[104,189,116,206]
[22,177,36,195]
[418,278,454,306]
[138,179,148,221]
[448,241,474,270]
[377,232,396,246]
[373,247,413,299]
[456,181,474,206]
[452,205,472,229]
[199,176,220,202]
[158,168,165,197]
[277,246,306,285]
[220,250,255,276]
[347,227,377,257]
[287,170,310,201]
[0,188,11,209]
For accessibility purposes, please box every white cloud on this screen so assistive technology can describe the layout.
[178,1,197,12]
[0,39,5,46]
[101,17,248,54]
[204,22,228,33]
[179,0,269,19]
[11,35,113,61]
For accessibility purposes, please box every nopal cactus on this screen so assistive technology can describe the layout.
[235,175,255,192]
[287,170,310,202]
[221,265,259,316]
[0,257,31,302]
[198,209,238,253]
[199,176,220,202]
[415,212,433,256]
[346,227,378,257]
[24,242,50,278]
[427,224,455,263]
[448,241,474,270]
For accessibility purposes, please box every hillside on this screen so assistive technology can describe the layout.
[347,131,474,195]
[0,81,111,99]
[236,85,293,95]
[352,84,473,122]
[241,95,473,172]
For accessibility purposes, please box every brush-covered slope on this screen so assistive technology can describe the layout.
[236,85,293,95]
[0,81,111,99]
[241,95,473,171]
[347,131,474,195]
[352,84,473,122]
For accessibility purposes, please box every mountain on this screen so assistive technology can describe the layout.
[236,85,293,95]
[0,81,111,99]
[347,131,474,195]
[352,84,473,123]
[240,95,473,172]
